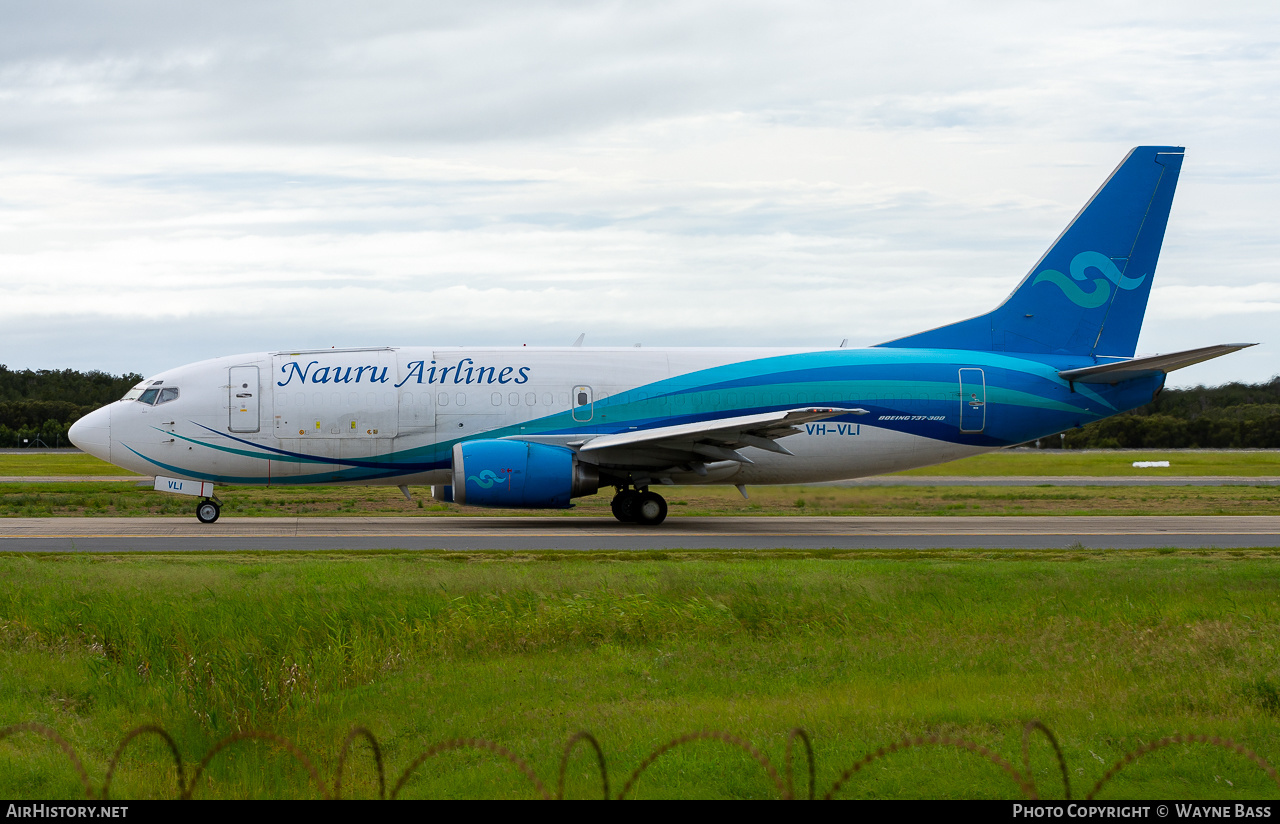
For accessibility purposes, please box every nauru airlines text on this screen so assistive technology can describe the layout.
[68,146,1254,526]
[276,358,531,388]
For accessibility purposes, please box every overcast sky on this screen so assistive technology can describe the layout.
[2,1,1277,387]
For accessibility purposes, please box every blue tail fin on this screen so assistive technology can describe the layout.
[878,146,1184,358]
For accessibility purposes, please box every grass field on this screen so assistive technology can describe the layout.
[3,550,1280,799]
[896,450,1280,477]
[2,449,1278,479]
[3,450,1280,518]
[0,453,138,476]
[5,479,1280,517]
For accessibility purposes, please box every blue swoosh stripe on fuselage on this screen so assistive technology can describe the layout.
[121,443,427,485]
[130,347,1160,483]
[184,421,441,471]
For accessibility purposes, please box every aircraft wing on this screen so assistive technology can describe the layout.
[1058,343,1256,385]
[576,407,868,465]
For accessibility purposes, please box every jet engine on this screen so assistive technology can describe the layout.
[445,439,599,508]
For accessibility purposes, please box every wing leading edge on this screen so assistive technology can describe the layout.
[578,407,868,465]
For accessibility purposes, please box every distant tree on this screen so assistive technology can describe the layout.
[0,365,141,406]
[0,366,141,447]
[1058,377,1280,449]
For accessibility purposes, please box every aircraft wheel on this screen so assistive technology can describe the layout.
[196,500,221,524]
[610,490,639,522]
[634,491,668,526]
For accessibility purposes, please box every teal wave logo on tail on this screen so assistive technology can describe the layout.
[1032,250,1147,309]
[467,469,508,488]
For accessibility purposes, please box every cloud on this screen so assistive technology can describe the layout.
[1,1,1278,388]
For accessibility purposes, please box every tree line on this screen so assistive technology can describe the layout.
[1053,377,1280,449]
[0,365,140,448]
[1,363,1278,450]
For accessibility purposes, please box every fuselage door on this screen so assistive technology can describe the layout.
[958,368,986,432]
[229,366,261,433]
[271,350,400,439]
[571,385,593,423]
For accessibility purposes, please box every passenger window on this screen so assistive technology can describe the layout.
[156,387,180,404]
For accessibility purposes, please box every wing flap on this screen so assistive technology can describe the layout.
[579,407,868,463]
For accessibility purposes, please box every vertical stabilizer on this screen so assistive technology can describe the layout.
[879,146,1184,358]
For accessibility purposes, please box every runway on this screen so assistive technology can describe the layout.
[1,515,1278,551]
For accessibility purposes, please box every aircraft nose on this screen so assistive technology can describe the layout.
[68,405,112,462]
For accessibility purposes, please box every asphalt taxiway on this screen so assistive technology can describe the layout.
[1,515,1277,552]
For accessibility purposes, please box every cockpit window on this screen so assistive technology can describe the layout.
[132,386,180,405]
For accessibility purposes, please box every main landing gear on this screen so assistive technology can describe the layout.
[195,498,221,524]
[610,487,667,526]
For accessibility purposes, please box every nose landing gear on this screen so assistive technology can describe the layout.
[196,498,222,524]
[610,486,667,525]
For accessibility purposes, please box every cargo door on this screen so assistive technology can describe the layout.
[397,389,435,435]
[272,350,399,439]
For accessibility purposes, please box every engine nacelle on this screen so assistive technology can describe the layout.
[450,439,599,509]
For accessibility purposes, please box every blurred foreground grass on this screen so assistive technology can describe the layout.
[3,549,1280,799]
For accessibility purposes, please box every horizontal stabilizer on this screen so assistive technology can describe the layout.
[1058,344,1256,385]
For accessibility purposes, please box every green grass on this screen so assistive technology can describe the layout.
[7,481,1280,517]
[2,449,1278,480]
[3,550,1280,799]
[2,449,1277,518]
[0,453,137,476]
[893,449,1280,477]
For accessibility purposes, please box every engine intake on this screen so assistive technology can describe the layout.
[450,439,599,509]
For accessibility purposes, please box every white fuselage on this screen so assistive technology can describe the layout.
[70,345,988,489]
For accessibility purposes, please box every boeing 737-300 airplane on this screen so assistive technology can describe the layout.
[69,146,1252,525]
